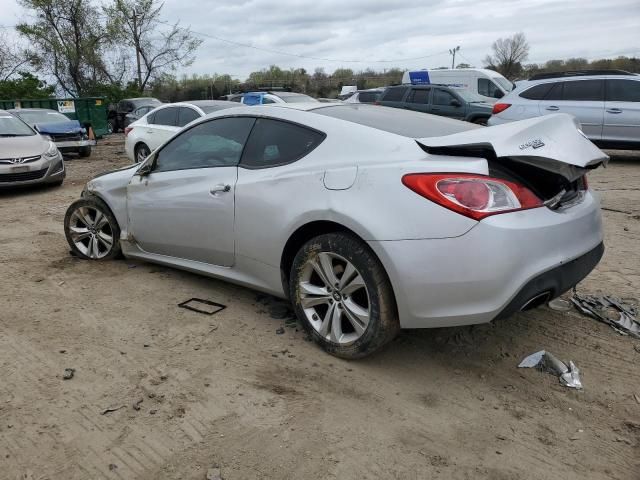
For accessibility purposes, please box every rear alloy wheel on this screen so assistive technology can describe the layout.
[290,233,399,359]
[64,197,121,260]
[135,143,150,163]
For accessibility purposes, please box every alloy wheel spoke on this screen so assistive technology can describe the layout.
[73,208,93,228]
[339,262,357,290]
[342,271,365,296]
[342,298,370,333]
[329,304,343,343]
[318,303,336,337]
[316,252,339,287]
[69,226,91,242]
[300,281,331,308]
[96,231,113,250]
[94,211,108,229]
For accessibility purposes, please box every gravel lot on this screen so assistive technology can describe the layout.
[1,136,639,480]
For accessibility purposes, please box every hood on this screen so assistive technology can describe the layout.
[0,135,49,158]
[34,119,84,135]
[416,113,608,181]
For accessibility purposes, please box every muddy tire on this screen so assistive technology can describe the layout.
[472,117,488,125]
[79,146,91,158]
[289,232,399,359]
[64,197,121,261]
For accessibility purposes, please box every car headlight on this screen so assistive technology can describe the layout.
[44,141,60,159]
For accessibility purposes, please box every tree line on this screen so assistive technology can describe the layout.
[1,7,638,104]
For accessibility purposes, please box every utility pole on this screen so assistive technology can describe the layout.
[449,46,460,69]
[133,7,143,91]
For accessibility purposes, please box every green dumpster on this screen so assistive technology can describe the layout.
[0,97,109,138]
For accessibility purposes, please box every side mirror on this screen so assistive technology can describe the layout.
[450,99,461,107]
[137,156,154,176]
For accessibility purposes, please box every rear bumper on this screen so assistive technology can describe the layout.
[368,190,604,328]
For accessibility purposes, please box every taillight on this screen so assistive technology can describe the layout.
[492,103,511,114]
[402,173,543,220]
[124,127,133,137]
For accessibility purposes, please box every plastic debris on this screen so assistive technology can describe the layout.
[548,298,572,312]
[518,350,583,389]
[571,292,640,338]
[62,368,75,380]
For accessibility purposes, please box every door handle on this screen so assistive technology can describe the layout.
[545,106,560,111]
[210,184,231,195]
[606,108,623,114]
[146,130,154,134]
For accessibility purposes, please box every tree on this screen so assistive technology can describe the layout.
[105,0,202,93]
[16,0,116,96]
[484,32,529,79]
[0,31,32,82]
[0,71,54,98]
[455,63,472,69]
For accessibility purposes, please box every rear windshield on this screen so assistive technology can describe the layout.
[200,104,238,114]
[280,94,318,103]
[312,104,478,138]
[357,91,382,103]
[15,110,70,124]
[457,90,487,102]
[0,114,36,136]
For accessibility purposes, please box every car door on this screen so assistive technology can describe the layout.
[144,106,180,150]
[404,87,431,114]
[538,80,604,140]
[126,117,256,266]
[603,78,640,144]
[430,88,465,120]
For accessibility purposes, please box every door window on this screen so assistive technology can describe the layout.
[154,117,255,173]
[519,83,553,100]
[407,88,430,104]
[150,107,179,126]
[543,82,564,100]
[241,119,325,169]
[562,80,604,101]
[478,78,503,98]
[433,89,457,106]
[177,107,201,127]
[606,80,640,102]
[381,87,408,102]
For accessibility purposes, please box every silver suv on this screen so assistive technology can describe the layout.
[488,70,640,149]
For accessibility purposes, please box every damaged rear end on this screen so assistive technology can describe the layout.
[387,113,607,328]
[414,113,608,214]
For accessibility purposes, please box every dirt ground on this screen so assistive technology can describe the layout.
[1,135,639,480]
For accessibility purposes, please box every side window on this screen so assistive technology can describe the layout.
[606,80,640,102]
[562,80,604,101]
[478,79,503,99]
[262,97,277,104]
[408,88,430,104]
[177,107,201,127]
[154,117,255,173]
[544,82,564,100]
[358,91,379,103]
[381,87,408,102]
[520,83,553,100]
[150,107,178,126]
[241,119,325,169]
[230,96,242,103]
[433,89,456,106]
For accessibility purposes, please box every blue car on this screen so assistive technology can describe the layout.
[10,108,95,157]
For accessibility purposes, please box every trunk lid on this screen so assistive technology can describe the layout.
[416,113,608,182]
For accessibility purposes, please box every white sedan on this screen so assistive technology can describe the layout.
[124,100,236,163]
[65,103,607,358]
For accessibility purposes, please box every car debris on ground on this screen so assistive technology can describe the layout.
[518,350,583,389]
[178,298,227,315]
[571,292,640,338]
[62,368,75,380]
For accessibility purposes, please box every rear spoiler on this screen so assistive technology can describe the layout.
[416,114,609,181]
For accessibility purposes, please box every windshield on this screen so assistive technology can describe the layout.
[0,115,36,136]
[281,94,318,103]
[15,110,70,124]
[456,90,487,102]
[493,77,514,92]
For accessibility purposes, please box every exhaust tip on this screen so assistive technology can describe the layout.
[520,291,552,311]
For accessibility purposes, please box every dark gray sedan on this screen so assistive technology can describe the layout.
[0,110,65,188]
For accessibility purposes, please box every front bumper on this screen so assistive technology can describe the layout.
[55,139,95,150]
[368,190,604,328]
[0,154,66,188]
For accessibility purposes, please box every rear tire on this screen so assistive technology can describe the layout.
[135,143,151,163]
[64,197,121,261]
[79,146,91,158]
[472,117,488,125]
[289,232,399,359]
[107,120,115,135]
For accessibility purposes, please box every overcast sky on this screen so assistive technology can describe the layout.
[2,0,639,80]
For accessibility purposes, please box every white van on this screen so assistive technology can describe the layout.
[401,68,515,103]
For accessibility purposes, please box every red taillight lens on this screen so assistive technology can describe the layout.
[492,103,511,114]
[402,173,543,220]
[124,127,133,137]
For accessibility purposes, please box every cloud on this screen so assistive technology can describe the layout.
[4,0,640,79]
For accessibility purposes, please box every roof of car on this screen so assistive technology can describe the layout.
[9,108,59,113]
[184,100,237,107]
